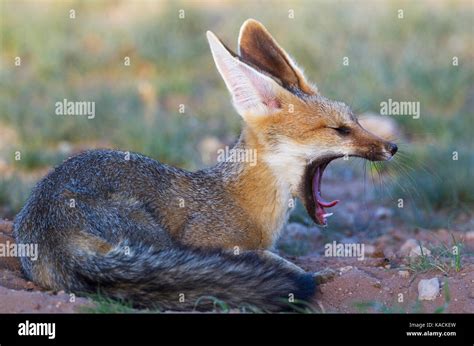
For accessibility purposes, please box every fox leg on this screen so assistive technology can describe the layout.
[261,251,336,284]
[260,250,306,274]
[312,268,336,284]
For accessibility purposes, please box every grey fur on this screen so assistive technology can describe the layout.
[14,149,315,311]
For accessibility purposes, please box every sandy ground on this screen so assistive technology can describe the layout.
[0,173,473,313]
[290,230,474,313]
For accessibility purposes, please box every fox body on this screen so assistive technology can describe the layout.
[14,20,397,311]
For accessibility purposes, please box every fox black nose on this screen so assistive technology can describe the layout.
[388,143,398,156]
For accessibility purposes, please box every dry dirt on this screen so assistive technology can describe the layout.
[291,229,474,313]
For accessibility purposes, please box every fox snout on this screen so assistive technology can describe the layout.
[355,126,398,162]
[387,142,398,156]
[368,140,397,161]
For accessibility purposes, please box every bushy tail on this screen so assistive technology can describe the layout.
[66,242,316,312]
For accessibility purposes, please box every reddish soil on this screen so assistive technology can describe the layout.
[293,234,474,313]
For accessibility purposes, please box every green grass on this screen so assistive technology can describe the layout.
[0,0,472,221]
[9,148,66,171]
[394,147,474,210]
[192,296,319,313]
[82,292,318,313]
[434,279,452,314]
[0,176,34,217]
[354,300,423,314]
[192,296,267,313]
[373,145,474,229]
[80,295,137,314]
[406,236,468,275]
[452,235,462,272]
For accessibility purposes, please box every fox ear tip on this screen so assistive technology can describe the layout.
[206,31,222,50]
[242,18,262,26]
[242,18,258,25]
[240,19,263,34]
[206,30,215,39]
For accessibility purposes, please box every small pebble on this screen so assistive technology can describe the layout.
[398,270,410,279]
[418,278,440,301]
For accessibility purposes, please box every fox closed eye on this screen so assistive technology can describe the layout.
[329,126,351,135]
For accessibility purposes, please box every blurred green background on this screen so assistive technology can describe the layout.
[0,0,473,229]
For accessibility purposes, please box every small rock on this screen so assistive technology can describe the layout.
[339,266,353,274]
[401,238,431,258]
[374,257,390,267]
[400,239,418,254]
[25,282,36,290]
[409,246,431,258]
[418,278,440,301]
[465,231,474,241]
[398,270,410,279]
[373,281,382,289]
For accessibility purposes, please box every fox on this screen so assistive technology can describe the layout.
[13,19,397,312]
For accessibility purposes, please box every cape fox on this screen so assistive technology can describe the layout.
[14,19,397,311]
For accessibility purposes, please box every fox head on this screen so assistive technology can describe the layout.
[207,19,397,226]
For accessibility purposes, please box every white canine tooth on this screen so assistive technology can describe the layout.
[322,213,334,218]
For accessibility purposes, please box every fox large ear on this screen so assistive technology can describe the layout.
[238,19,315,95]
[207,31,284,118]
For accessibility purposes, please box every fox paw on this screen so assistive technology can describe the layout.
[313,268,336,284]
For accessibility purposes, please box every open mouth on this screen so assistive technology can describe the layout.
[302,158,340,226]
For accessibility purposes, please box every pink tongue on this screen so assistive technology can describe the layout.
[312,166,339,220]
[318,196,339,208]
